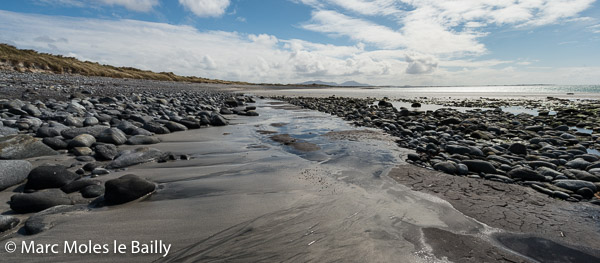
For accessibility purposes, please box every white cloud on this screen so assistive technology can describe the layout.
[0,9,598,85]
[37,0,159,12]
[178,0,230,17]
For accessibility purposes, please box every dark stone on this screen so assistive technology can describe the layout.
[143,122,170,134]
[68,134,96,148]
[165,121,188,132]
[0,215,19,233]
[433,162,457,174]
[60,126,110,139]
[61,179,101,193]
[126,135,161,145]
[10,189,72,213]
[576,187,594,199]
[507,167,546,181]
[565,158,591,170]
[42,137,68,150]
[210,115,228,126]
[440,117,461,125]
[81,184,104,198]
[26,165,80,190]
[508,143,527,155]
[553,179,597,192]
[104,174,156,205]
[106,147,166,169]
[461,160,497,174]
[378,100,393,107]
[24,205,87,235]
[96,128,127,145]
[95,144,119,160]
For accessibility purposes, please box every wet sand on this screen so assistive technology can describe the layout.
[2,99,599,262]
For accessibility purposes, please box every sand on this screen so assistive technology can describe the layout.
[1,99,599,262]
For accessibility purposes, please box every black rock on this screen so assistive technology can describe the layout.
[60,126,110,139]
[81,184,104,198]
[96,128,127,145]
[507,167,545,181]
[106,147,166,169]
[433,161,457,174]
[42,137,68,150]
[508,143,527,155]
[565,158,591,170]
[26,165,80,190]
[10,189,72,213]
[0,215,19,233]
[126,135,161,145]
[95,144,119,160]
[104,174,156,205]
[61,179,102,193]
[461,160,497,174]
[210,115,228,126]
[143,122,170,134]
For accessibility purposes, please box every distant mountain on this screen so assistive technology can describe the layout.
[297,80,370,86]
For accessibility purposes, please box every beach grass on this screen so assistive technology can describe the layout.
[0,43,248,85]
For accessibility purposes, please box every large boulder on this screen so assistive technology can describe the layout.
[10,189,72,213]
[554,179,598,192]
[0,135,58,159]
[0,160,32,190]
[165,121,188,132]
[104,174,156,205]
[210,115,228,126]
[106,147,167,169]
[96,128,127,145]
[565,158,591,170]
[461,160,497,174]
[25,165,80,190]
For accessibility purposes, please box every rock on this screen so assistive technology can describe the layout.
[60,126,110,139]
[81,184,104,198]
[527,161,557,170]
[210,115,228,126]
[508,143,527,155]
[0,160,32,190]
[440,117,461,125]
[553,179,598,192]
[72,147,93,156]
[26,165,80,190]
[0,126,18,137]
[461,160,497,174]
[104,174,156,205]
[378,100,393,107]
[36,126,61,138]
[92,167,110,175]
[64,115,83,127]
[577,187,594,199]
[553,191,571,200]
[565,158,591,170]
[457,163,469,175]
[42,137,68,150]
[95,144,119,160]
[165,121,188,132]
[126,135,161,145]
[116,120,138,135]
[10,189,72,213]
[24,205,88,235]
[507,167,546,181]
[407,153,420,162]
[21,104,41,117]
[0,135,58,159]
[83,117,99,126]
[96,128,127,145]
[131,128,153,136]
[536,167,563,178]
[433,161,457,174]
[411,102,421,108]
[143,122,171,134]
[106,147,166,169]
[68,134,96,148]
[61,179,101,193]
[0,215,19,233]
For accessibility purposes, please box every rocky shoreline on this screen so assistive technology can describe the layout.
[274,95,600,206]
[0,71,258,236]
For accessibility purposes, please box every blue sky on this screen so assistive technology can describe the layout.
[1,0,599,85]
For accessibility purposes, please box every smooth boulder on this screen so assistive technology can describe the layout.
[106,147,166,169]
[10,189,72,213]
[104,174,156,205]
[0,135,58,159]
[25,165,80,190]
[461,160,497,174]
[507,167,545,181]
[96,128,127,145]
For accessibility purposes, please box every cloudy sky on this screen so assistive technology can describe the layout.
[1,0,599,85]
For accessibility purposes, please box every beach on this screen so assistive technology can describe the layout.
[1,71,600,262]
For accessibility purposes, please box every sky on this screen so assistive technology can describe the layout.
[0,0,599,86]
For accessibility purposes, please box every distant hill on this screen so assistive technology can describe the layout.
[0,43,248,85]
[297,80,370,86]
